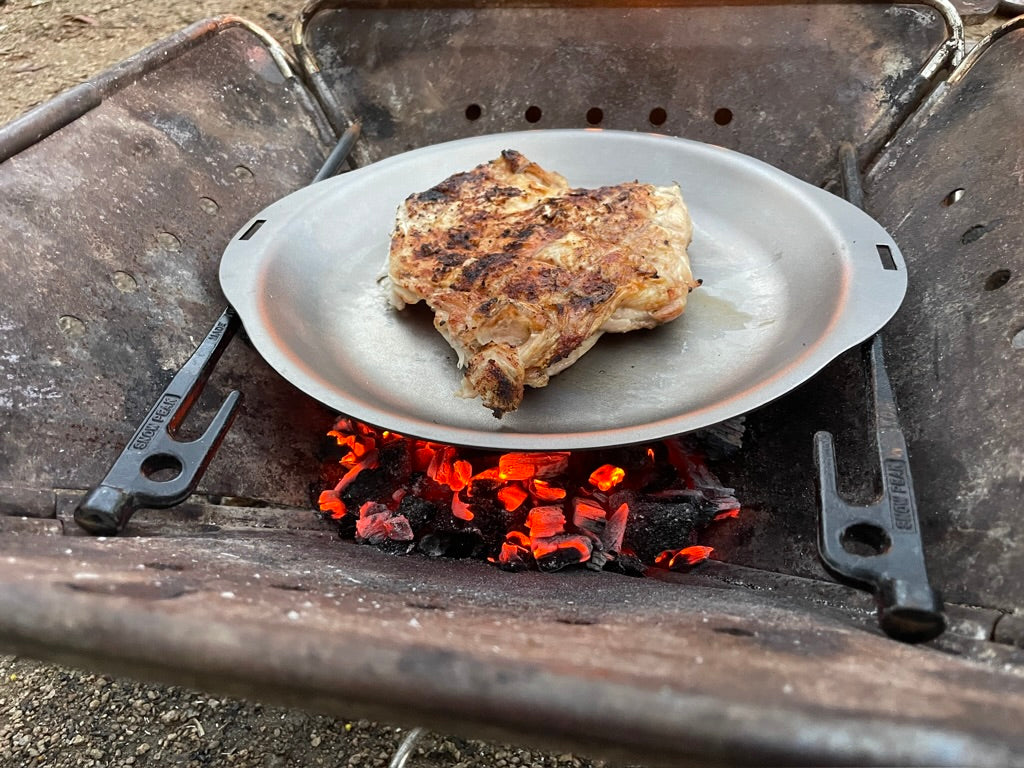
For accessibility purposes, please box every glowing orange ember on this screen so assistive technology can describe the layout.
[318,489,346,519]
[498,452,570,481]
[530,479,566,501]
[451,492,474,521]
[497,484,530,511]
[526,505,566,539]
[588,464,626,491]
[428,446,474,492]
[492,530,532,568]
[655,545,715,569]
[572,498,606,528]
[531,534,592,564]
[317,416,740,574]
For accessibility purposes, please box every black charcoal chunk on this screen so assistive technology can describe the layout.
[397,495,440,534]
[417,530,484,559]
[622,500,703,564]
[603,552,646,577]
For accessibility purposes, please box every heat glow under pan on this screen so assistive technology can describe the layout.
[220,130,906,451]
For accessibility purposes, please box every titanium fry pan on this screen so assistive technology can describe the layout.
[219,130,906,451]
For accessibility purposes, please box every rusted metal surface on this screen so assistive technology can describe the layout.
[0,17,335,510]
[863,21,1024,614]
[951,0,1000,23]
[295,0,952,184]
[1,532,1023,767]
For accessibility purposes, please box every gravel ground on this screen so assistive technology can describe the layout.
[0,2,626,767]
[0,655,614,767]
[0,0,304,124]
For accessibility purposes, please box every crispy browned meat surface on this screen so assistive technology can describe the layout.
[388,150,699,416]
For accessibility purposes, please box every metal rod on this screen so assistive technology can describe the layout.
[388,727,426,768]
[314,122,361,182]
[837,142,864,211]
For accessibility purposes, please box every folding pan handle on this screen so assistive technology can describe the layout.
[74,309,242,535]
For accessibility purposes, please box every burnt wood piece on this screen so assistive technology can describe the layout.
[296,1,952,184]
[0,18,335,510]
[863,21,1024,614]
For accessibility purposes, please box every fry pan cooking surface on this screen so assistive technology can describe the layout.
[220,130,906,450]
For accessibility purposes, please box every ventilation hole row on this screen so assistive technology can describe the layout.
[464,104,730,127]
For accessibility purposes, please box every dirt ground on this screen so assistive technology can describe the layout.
[0,4,621,767]
[0,0,306,124]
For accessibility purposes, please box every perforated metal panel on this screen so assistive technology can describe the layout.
[296,0,954,183]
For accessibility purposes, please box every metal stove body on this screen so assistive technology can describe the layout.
[1,5,1024,766]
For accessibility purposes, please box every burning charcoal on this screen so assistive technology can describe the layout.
[341,442,412,503]
[496,484,530,511]
[355,515,414,554]
[622,499,706,564]
[588,463,626,492]
[355,502,415,551]
[526,505,566,539]
[318,416,740,574]
[603,502,629,553]
[495,532,532,572]
[396,495,440,534]
[654,545,715,571]
[528,479,566,502]
[355,511,391,543]
[533,534,593,572]
[498,452,570,480]
[572,496,629,554]
[572,498,606,537]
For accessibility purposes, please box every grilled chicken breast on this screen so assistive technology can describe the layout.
[388,150,699,416]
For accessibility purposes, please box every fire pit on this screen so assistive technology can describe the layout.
[2,5,1024,766]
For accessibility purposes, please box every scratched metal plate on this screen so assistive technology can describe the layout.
[221,130,906,450]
